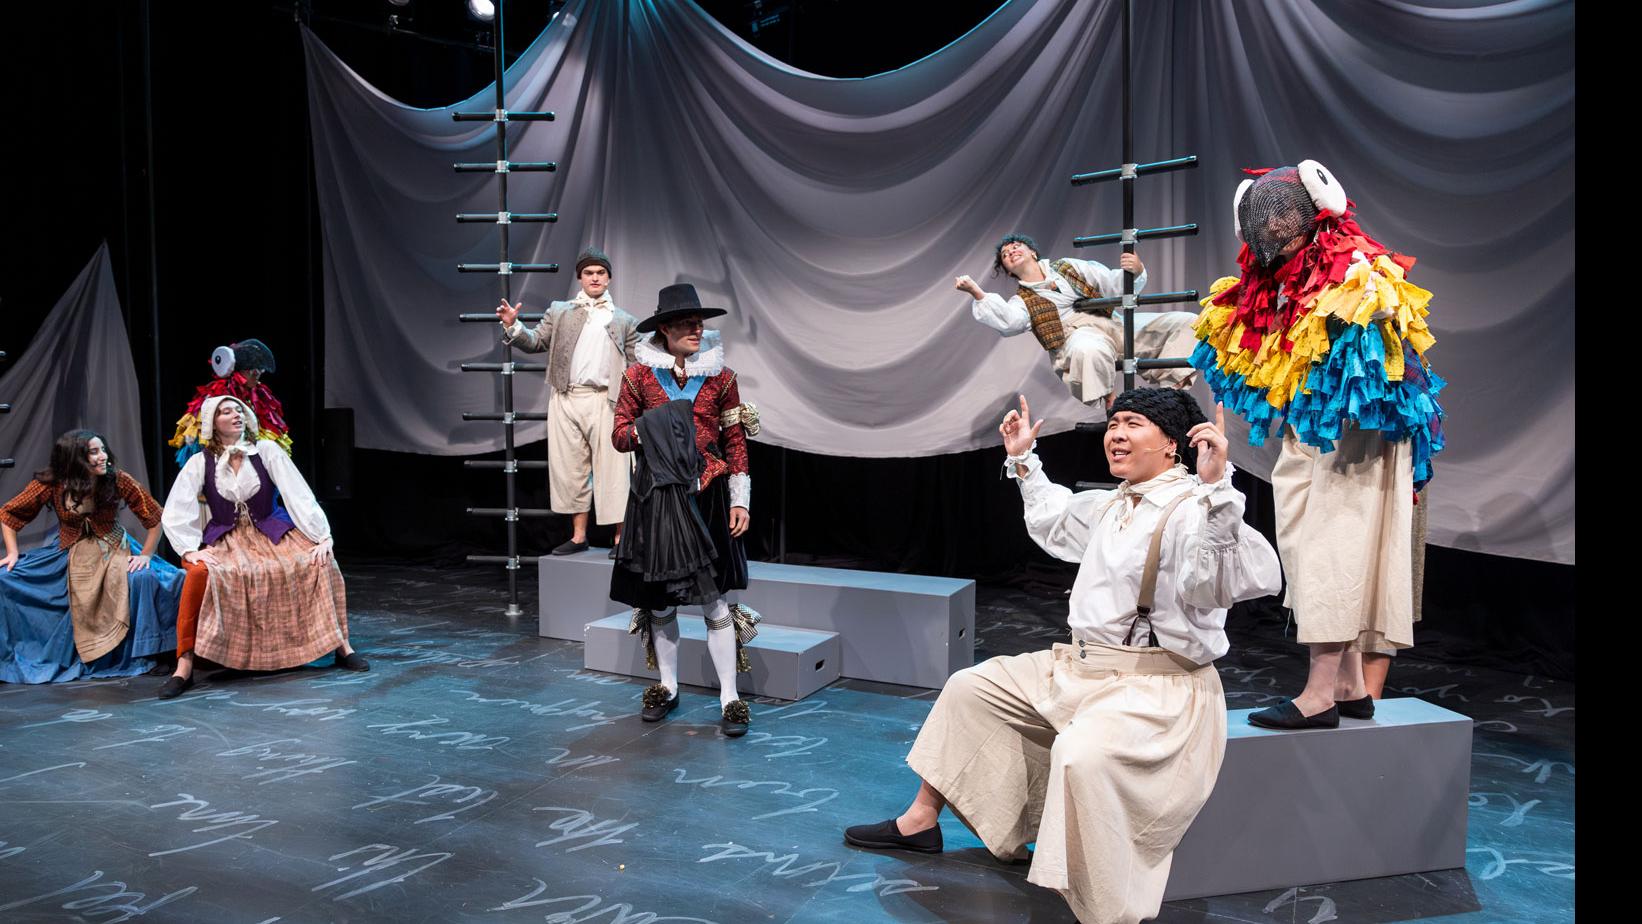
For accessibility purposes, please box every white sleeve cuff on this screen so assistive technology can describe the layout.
[503,319,525,340]
[728,473,751,510]
[1004,446,1042,480]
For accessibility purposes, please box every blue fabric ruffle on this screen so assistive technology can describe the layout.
[1194,328,1446,486]
[1190,339,1283,445]
[1286,325,1446,486]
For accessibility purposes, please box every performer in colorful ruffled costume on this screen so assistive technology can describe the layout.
[1190,160,1446,730]
[168,339,293,467]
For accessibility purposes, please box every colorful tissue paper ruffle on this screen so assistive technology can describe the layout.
[167,371,293,466]
[1192,237,1446,481]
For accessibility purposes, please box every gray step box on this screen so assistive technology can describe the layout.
[540,551,974,690]
[1164,696,1472,901]
[582,611,841,702]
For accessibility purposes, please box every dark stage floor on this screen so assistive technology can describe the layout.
[0,562,1573,923]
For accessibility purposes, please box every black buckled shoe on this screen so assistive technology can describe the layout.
[843,818,943,854]
[641,684,679,722]
[1248,699,1339,730]
[1336,694,1375,720]
[335,649,370,672]
[720,699,750,738]
[551,539,590,556]
[157,673,194,700]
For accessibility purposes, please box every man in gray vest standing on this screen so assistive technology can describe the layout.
[495,247,640,555]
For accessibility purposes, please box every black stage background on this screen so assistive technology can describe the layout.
[0,1,1573,680]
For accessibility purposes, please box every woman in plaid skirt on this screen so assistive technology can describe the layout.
[157,395,367,698]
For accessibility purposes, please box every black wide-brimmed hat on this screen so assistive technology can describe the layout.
[637,283,728,333]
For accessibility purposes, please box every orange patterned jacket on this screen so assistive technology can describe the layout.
[0,471,163,549]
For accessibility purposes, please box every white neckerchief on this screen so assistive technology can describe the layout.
[573,290,612,312]
[213,440,264,506]
[1105,464,1190,530]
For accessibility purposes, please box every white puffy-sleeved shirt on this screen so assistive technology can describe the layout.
[1010,453,1282,665]
[161,440,332,554]
[973,257,1149,338]
[568,298,616,387]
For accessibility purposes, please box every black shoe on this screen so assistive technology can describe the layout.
[1248,699,1339,730]
[552,539,590,556]
[720,700,750,738]
[844,818,943,854]
[1336,694,1375,720]
[157,673,194,700]
[335,649,371,672]
[607,547,618,560]
[641,684,679,722]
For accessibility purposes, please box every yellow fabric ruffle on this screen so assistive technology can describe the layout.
[167,415,292,456]
[1193,257,1436,408]
[168,413,201,450]
[262,429,295,456]
[1308,255,1435,382]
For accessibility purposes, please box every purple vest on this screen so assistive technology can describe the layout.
[202,451,296,547]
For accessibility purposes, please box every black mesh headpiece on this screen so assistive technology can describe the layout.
[230,338,277,374]
[1109,387,1209,472]
[1237,167,1317,267]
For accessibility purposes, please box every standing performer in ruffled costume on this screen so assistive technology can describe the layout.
[1189,161,1446,729]
[610,284,760,738]
[169,339,293,467]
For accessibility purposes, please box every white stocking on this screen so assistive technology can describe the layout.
[652,609,681,697]
[703,597,740,708]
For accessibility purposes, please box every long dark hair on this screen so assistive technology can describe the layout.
[33,429,121,509]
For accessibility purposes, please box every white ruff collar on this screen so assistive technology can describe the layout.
[634,329,724,377]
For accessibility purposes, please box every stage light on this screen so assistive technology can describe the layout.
[387,0,410,7]
[467,0,495,22]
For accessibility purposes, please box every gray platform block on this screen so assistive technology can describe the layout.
[540,554,975,690]
[1164,697,1472,901]
[538,549,630,638]
[582,612,841,701]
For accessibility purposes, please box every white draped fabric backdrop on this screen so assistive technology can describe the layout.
[0,245,157,551]
[303,0,1574,563]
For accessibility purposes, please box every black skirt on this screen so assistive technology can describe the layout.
[610,474,748,611]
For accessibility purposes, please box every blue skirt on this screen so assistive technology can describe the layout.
[0,536,183,684]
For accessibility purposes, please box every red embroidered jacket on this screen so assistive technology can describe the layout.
[611,333,749,494]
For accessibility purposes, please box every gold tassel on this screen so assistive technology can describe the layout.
[730,604,762,674]
[627,608,658,670]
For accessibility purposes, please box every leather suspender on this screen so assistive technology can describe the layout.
[1122,490,1195,648]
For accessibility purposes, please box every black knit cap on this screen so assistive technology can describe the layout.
[575,246,612,275]
[991,232,1041,277]
[1109,387,1209,472]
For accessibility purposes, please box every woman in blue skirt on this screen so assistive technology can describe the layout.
[0,430,183,684]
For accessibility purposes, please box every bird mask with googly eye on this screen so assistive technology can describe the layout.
[1233,161,1348,267]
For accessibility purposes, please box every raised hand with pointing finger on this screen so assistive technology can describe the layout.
[1187,404,1229,484]
[1000,394,1044,458]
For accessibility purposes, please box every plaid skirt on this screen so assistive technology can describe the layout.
[193,522,348,671]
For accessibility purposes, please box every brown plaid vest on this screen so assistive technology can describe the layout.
[1019,260,1104,352]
